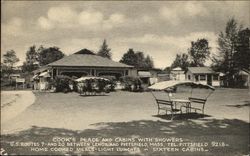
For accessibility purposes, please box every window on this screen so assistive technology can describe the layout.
[188,75,191,80]
[213,75,219,81]
[125,70,128,75]
[200,74,206,81]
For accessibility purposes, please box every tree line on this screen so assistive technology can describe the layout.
[167,18,250,87]
[1,39,154,77]
[167,38,211,72]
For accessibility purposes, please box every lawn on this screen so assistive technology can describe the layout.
[1,88,249,155]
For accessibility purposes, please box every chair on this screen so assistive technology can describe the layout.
[181,97,207,115]
[155,99,182,120]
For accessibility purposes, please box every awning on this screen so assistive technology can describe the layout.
[32,74,38,79]
[219,72,225,76]
[39,71,50,77]
[138,71,151,78]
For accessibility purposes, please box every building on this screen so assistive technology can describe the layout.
[185,67,220,86]
[234,69,250,88]
[137,68,162,85]
[32,49,136,90]
[49,49,134,78]
[9,74,21,80]
[170,67,185,81]
[157,73,170,82]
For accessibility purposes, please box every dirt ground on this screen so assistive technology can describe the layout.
[1,88,249,155]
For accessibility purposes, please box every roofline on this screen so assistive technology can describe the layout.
[48,65,134,68]
[189,72,218,74]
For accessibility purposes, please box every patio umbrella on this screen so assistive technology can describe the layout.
[148,80,215,99]
[148,80,215,90]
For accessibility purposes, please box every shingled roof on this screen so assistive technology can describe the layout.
[187,67,216,74]
[48,49,133,68]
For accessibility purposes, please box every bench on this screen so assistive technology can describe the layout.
[181,97,207,114]
[155,99,182,119]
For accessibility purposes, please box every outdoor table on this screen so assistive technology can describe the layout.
[171,99,191,113]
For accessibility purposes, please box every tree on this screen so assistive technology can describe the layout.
[120,49,138,66]
[22,45,39,72]
[2,50,20,76]
[97,39,112,59]
[163,66,171,74]
[135,52,146,68]
[234,28,250,70]
[170,53,190,71]
[38,46,65,66]
[211,18,242,86]
[188,38,210,67]
[119,49,154,68]
[144,55,154,68]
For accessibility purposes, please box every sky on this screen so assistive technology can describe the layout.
[1,1,250,69]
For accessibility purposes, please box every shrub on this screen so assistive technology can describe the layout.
[77,78,113,94]
[51,75,75,93]
[101,76,116,91]
[120,76,143,92]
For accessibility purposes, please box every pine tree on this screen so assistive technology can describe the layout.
[97,39,112,59]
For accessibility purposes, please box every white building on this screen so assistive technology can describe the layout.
[170,67,185,81]
[186,67,220,87]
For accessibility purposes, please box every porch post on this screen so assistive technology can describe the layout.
[56,68,59,76]
[51,67,54,79]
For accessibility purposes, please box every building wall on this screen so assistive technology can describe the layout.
[170,71,185,81]
[129,69,138,77]
[186,71,194,81]
[157,74,170,82]
[52,66,134,79]
[185,71,221,87]
[212,81,220,87]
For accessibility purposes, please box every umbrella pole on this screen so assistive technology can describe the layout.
[205,90,214,99]
[167,91,171,101]
[150,90,157,100]
[190,87,193,98]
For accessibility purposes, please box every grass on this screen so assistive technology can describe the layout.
[1,88,250,155]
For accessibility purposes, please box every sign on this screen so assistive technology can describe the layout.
[16,78,25,83]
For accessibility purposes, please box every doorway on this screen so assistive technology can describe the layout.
[207,75,212,86]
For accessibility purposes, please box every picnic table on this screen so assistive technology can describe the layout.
[171,98,191,113]
[149,80,215,120]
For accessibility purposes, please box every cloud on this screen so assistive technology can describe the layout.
[38,16,54,30]
[78,10,104,26]
[159,2,209,25]
[37,6,128,31]
[47,6,77,23]
[103,13,126,29]
[2,17,24,36]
